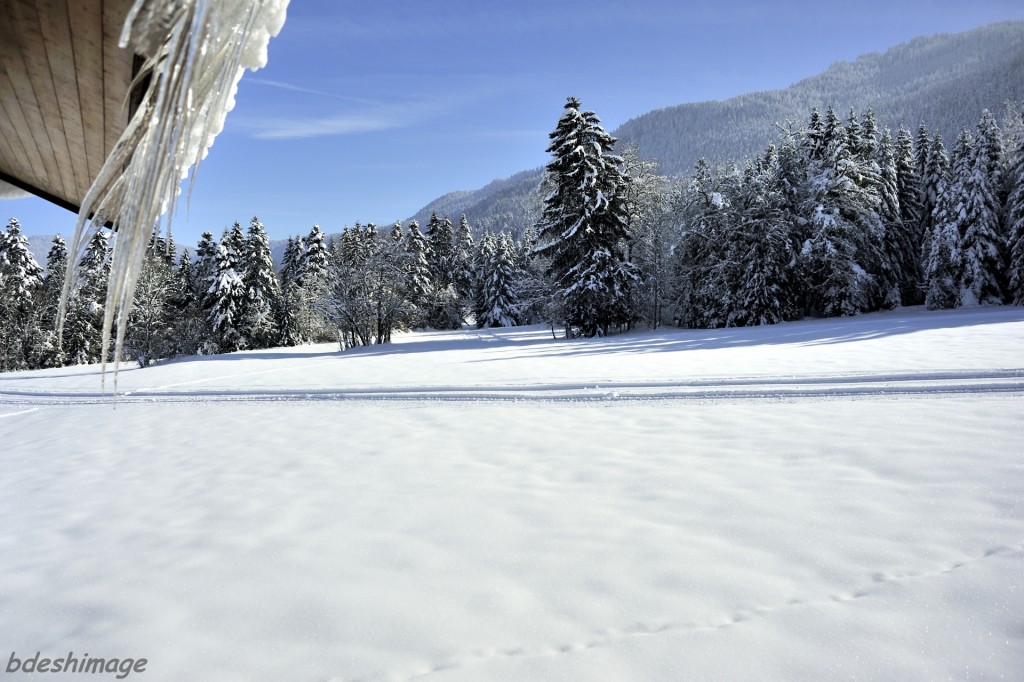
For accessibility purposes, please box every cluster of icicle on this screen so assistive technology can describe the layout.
[59,0,289,385]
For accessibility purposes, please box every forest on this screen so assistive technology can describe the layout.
[1,98,1023,372]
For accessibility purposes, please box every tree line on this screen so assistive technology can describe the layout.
[2,97,1023,371]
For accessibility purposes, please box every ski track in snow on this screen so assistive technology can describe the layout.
[388,544,1024,682]
[2,368,1023,405]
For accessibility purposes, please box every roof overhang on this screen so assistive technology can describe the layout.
[0,0,137,214]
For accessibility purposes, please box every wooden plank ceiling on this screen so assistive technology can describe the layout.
[0,0,135,213]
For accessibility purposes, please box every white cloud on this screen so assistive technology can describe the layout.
[240,113,404,140]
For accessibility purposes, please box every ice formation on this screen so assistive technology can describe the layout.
[60,0,290,381]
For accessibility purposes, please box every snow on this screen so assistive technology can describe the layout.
[2,306,1023,681]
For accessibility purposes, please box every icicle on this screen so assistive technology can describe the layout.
[59,0,289,389]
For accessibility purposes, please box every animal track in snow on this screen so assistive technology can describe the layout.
[395,544,1023,681]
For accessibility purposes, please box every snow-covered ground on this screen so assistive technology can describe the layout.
[2,306,1022,681]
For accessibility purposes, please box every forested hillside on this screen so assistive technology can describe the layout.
[419,22,1024,236]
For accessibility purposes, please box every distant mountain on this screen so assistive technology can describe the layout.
[27,234,55,270]
[415,21,1024,236]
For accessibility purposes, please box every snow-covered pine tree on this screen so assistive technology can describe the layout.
[534,96,638,337]
[194,231,219,310]
[298,225,330,341]
[276,236,303,346]
[403,219,434,327]
[422,213,462,329]
[207,239,247,353]
[33,235,69,368]
[453,214,475,302]
[675,157,740,328]
[621,147,674,329]
[798,109,883,317]
[426,213,455,289]
[476,232,520,328]
[166,247,205,356]
[63,229,111,364]
[729,156,796,326]
[922,132,950,240]
[1008,132,1024,304]
[925,130,970,309]
[876,128,910,308]
[0,218,43,371]
[242,216,279,348]
[860,107,879,159]
[124,231,177,366]
[956,117,1004,305]
[895,126,925,302]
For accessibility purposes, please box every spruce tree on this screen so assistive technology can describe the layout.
[534,96,638,337]
[276,236,304,346]
[404,220,433,326]
[34,235,69,368]
[798,108,883,316]
[876,128,909,308]
[926,130,970,309]
[242,216,279,348]
[0,218,43,370]
[453,214,475,302]
[63,229,111,364]
[730,159,796,326]
[1008,135,1024,304]
[895,126,925,301]
[124,232,177,366]
[207,240,247,352]
[958,122,1004,305]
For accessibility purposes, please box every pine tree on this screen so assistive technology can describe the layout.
[62,229,111,364]
[798,109,883,317]
[957,121,1004,305]
[534,96,638,337]
[33,235,69,368]
[675,158,738,328]
[876,128,909,308]
[730,158,796,326]
[242,216,279,348]
[403,220,433,326]
[475,232,520,328]
[276,236,304,346]
[453,214,475,302]
[299,225,330,341]
[167,247,205,356]
[926,130,970,309]
[207,240,247,353]
[124,232,177,366]
[1008,134,1024,304]
[422,213,462,329]
[895,126,925,302]
[0,218,43,370]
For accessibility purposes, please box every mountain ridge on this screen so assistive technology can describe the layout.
[413,20,1024,235]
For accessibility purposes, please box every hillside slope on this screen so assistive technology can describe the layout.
[416,21,1024,235]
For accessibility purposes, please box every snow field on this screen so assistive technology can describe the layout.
[1,306,1023,680]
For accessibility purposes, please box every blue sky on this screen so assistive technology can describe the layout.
[8,0,1024,245]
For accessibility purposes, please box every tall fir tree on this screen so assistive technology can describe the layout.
[895,126,925,301]
[1007,132,1024,304]
[207,240,247,353]
[0,218,43,371]
[957,120,1004,305]
[404,219,434,326]
[474,232,521,328]
[242,216,279,348]
[926,130,971,309]
[876,128,910,308]
[34,235,69,367]
[64,229,111,364]
[534,96,638,337]
[276,235,304,346]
